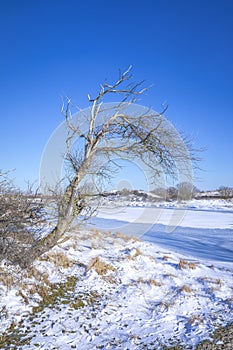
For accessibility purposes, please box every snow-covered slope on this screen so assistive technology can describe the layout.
[0,224,233,349]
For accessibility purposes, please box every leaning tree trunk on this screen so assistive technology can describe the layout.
[16,180,81,268]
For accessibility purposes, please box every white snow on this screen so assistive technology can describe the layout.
[96,198,233,229]
[0,199,232,349]
[96,205,233,229]
[92,199,233,265]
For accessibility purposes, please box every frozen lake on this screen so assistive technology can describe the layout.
[89,206,233,264]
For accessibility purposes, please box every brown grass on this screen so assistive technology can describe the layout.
[0,272,14,290]
[39,251,73,268]
[102,274,118,284]
[178,259,197,270]
[199,277,223,286]
[164,273,178,279]
[162,255,170,261]
[86,257,116,275]
[90,229,103,240]
[70,297,85,309]
[179,285,193,293]
[26,266,50,284]
[137,277,163,287]
[126,248,143,260]
[16,290,29,304]
[114,231,140,242]
[158,299,176,310]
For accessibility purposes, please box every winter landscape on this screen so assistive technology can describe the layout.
[1,2,233,349]
[0,196,233,349]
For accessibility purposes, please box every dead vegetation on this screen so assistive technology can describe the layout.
[178,259,197,270]
[0,170,46,267]
[86,256,116,275]
[126,248,143,260]
[0,269,15,290]
[179,285,194,293]
[137,277,163,287]
[39,250,74,268]
[199,277,223,286]
[114,231,140,243]
[188,314,204,326]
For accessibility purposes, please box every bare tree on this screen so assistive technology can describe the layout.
[16,67,196,267]
[218,186,233,199]
[167,186,178,200]
[176,181,194,201]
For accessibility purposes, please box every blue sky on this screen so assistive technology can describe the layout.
[0,0,232,191]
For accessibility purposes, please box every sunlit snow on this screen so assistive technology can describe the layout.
[0,199,232,349]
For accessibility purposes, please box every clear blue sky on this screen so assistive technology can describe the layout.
[0,0,232,191]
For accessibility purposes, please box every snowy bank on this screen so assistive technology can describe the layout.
[0,227,232,349]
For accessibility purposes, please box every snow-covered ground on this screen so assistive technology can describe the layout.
[0,199,232,349]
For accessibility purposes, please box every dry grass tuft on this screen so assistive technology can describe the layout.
[39,251,73,268]
[179,285,193,293]
[26,266,50,284]
[188,314,204,325]
[70,297,85,309]
[90,229,103,240]
[199,277,223,286]
[102,274,119,284]
[0,272,14,290]
[86,257,116,275]
[35,284,51,300]
[164,273,178,279]
[114,231,140,242]
[16,290,29,304]
[215,278,222,286]
[162,255,171,261]
[178,259,197,270]
[127,248,143,260]
[137,277,163,287]
[158,299,176,310]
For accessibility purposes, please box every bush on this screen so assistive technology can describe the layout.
[0,170,45,266]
